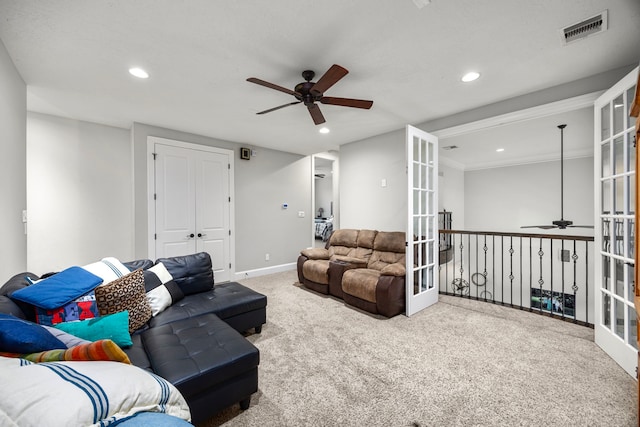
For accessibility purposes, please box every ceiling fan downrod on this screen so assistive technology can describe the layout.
[552,124,573,229]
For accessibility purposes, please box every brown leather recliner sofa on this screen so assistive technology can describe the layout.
[297,229,406,317]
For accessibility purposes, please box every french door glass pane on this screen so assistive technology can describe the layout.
[614,136,624,175]
[603,292,611,327]
[626,131,635,172]
[420,139,426,163]
[627,264,635,301]
[629,305,637,350]
[613,94,624,135]
[615,298,624,339]
[614,259,624,296]
[627,85,636,127]
[613,178,623,214]
[602,256,610,290]
[602,142,611,177]
[602,180,611,213]
[601,104,611,141]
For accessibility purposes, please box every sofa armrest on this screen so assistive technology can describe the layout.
[380,263,405,276]
[376,275,406,317]
[332,255,368,266]
[300,248,329,260]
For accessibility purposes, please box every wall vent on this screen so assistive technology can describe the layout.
[561,10,608,45]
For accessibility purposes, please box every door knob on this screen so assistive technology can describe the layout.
[186,233,195,239]
[198,233,207,238]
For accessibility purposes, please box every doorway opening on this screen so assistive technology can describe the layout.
[312,153,339,248]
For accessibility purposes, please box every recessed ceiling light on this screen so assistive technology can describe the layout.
[319,127,330,134]
[461,71,480,83]
[129,67,149,79]
[496,148,505,152]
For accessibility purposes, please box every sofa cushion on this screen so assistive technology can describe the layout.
[149,282,267,328]
[95,269,152,332]
[0,272,39,296]
[157,252,214,296]
[356,229,378,249]
[0,296,26,319]
[342,269,381,303]
[123,258,155,271]
[142,313,259,399]
[302,259,330,285]
[329,228,359,247]
[373,231,406,253]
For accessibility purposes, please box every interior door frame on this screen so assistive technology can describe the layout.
[146,136,235,273]
[311,152,339,247]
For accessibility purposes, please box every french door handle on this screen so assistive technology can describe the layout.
[186,233,195,239]
[198,233,207,238]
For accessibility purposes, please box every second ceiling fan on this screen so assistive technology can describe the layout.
[246,64,373,125]
[521,124,593,230]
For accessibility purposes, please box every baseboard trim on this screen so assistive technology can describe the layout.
[234,262,296,281]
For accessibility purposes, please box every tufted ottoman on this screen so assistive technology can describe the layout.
[139,313,260,424]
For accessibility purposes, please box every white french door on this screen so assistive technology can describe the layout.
[594,66,638,378]
[150,137,234,282]
[406,125,439,316]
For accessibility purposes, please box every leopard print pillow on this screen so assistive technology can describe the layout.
[95,268,152,333]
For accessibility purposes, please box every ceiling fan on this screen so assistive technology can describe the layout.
[246,64,373,125]
[521,124,594,230]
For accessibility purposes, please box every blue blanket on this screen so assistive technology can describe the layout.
[10,267,103,310]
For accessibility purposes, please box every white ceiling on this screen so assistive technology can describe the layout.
[0,0,639,165]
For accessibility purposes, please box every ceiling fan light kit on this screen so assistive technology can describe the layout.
[521,124,593,231]
[247,64,374,125]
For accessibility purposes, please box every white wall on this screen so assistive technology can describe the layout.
[339,129,406,232]
[27,113,133,273]
[0,39,27,283]
[438,162,464,230]
[131,122,312,272]
[464,157,594,235]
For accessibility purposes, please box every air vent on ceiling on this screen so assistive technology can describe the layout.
[442,145,458,151]
[561,10,608,45]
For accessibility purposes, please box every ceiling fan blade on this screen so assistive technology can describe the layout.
[256,101,301,115]
[320,97,373,109]
[567,225,595,228]
[247,77,300,97]
[520,225,558,229]
[307,104,326,125]
[310,64,348,95]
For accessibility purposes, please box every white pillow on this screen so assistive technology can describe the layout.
[0,356,191,426]
[82,257,130,286]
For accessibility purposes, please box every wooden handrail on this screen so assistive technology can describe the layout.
[439,229,594,242]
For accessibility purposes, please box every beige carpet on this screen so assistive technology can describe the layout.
[198,270,636,427]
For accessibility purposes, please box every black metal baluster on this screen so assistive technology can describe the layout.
[572,239,579,324]
[561,239,565,320]
[492,235,496,304]
[483,235,488,302]
[509,236,514,307]
[519,237,523,309]
[585,240,589,325]
[529,237,533,313]
[501,236,504,305]
[538,238,544,314]
[550,239,554,317]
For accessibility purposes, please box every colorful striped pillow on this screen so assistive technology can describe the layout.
[0,339,130,364]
